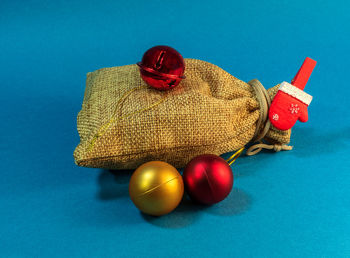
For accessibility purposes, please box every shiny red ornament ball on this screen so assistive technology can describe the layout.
[137,45,185,90]
[183,154,233,205]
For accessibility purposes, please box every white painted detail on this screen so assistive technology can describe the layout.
[279,81,313,105]
[272,113,279,121]
[289,104,300,114]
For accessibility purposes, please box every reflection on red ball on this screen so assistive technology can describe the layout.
[137,45,185,90]
[183,154,233,205]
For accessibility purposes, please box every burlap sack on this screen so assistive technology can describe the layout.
[74,59,291,169]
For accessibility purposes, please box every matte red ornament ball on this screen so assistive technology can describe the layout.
[183,154,233,205]
[137,45,185,90]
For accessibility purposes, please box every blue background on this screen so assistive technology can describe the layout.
[1,0,349,257]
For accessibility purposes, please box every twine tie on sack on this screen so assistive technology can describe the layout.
[246,143,293,156]
[246,79,293,156]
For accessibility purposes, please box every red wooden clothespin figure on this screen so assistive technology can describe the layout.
[269,57,317,130]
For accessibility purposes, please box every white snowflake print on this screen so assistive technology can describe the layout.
[272,113,279,121]
[289,104,300,114]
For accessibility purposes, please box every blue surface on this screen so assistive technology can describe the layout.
[1,0,350,257]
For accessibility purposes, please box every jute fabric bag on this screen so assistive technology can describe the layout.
[74,59,291,169]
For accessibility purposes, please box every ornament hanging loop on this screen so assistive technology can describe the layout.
[226,147,244,166]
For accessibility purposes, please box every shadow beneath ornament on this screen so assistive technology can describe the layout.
[204,188,251,216]
[96,169,206,228]
[290,126,350,157]
[68,169,140,227]
[140,195,207,229]
[96,169,133,200]
[141,188,251,228]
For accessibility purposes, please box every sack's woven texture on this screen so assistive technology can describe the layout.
[74,59,291,169]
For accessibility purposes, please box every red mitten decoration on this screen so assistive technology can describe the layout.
[269,57,317,130]
[269,83,312,130]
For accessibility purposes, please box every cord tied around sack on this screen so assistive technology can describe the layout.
[246,79,293,156]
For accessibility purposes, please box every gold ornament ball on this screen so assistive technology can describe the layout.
[129,161,184,216]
